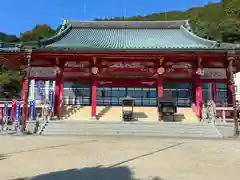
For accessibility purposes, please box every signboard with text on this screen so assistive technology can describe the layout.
[201,68,227,79]
[101,62,155,75]
[64,61,90,68]
[30,67,56,78]
[164,62,192,77]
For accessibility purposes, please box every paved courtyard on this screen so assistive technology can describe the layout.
[0,135,240,180]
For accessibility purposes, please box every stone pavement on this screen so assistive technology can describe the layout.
[0,135,240,180]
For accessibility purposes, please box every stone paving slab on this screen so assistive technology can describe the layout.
[0,136,240,180]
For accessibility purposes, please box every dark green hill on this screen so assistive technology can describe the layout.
[0,0,239,43]
[95,1,239,42]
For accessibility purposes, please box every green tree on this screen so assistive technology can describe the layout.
[0,65,21,85]
[0,32,19,42]
[20,24,56,42]
[219,0,240,42]
[0,65,21,98]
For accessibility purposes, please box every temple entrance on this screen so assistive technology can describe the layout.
[63,82,91,105]
[163,82,193,107]
[96,86,157,106]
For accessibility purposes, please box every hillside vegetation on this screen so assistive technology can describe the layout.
[0,0,239,43]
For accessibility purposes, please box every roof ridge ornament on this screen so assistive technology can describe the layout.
[59,17,67,34]
[62,16,66,25]
[184,20,192,32]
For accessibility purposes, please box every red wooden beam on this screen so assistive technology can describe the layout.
[63,76,91,81]
[29,77,56,81]
[32,53,228,65]
[32,51,198,58]
[31,64,53,67]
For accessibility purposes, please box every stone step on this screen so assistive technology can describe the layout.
[42,131,220,138]
[42,131,219,138]
[43,129,218,136]
[43,123,218,130]
[45,123,211,128]
[47,120,206,125]
[46,123,213,129]
[41,121,221,138]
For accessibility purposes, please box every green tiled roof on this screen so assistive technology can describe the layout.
[40,20,218,50]
[0,42,20,52]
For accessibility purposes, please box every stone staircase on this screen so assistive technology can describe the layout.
[40,120,222,138]
[61,106,198,122]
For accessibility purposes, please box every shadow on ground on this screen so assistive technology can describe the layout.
[162,114,185,122]
[0,154,7,160]
[97,106,112,120]
[11,142,183,180]
[12,166,163,180]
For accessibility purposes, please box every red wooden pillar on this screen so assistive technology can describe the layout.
[195,77,202,119]
[211,83,216,102]
[59,81,63,106]
[157,78,163,97]
[91,79,97,120]
[0,108,2,121]
[54,63,63,116]
[21,79,27,117]
[21,79,27,103]
[54,76,60,116]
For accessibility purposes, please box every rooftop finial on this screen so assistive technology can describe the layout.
[62,16,66,25]
[58,16,67,34]
[185,20,192,32]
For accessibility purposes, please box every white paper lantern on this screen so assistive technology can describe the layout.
[55,67,61,74]
[91,67,99,75]
[196,68,204,76]
[157,67,165,75]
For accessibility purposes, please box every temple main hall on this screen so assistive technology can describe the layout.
[0,20,240,122]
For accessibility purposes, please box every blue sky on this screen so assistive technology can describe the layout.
[1,0,220,36]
